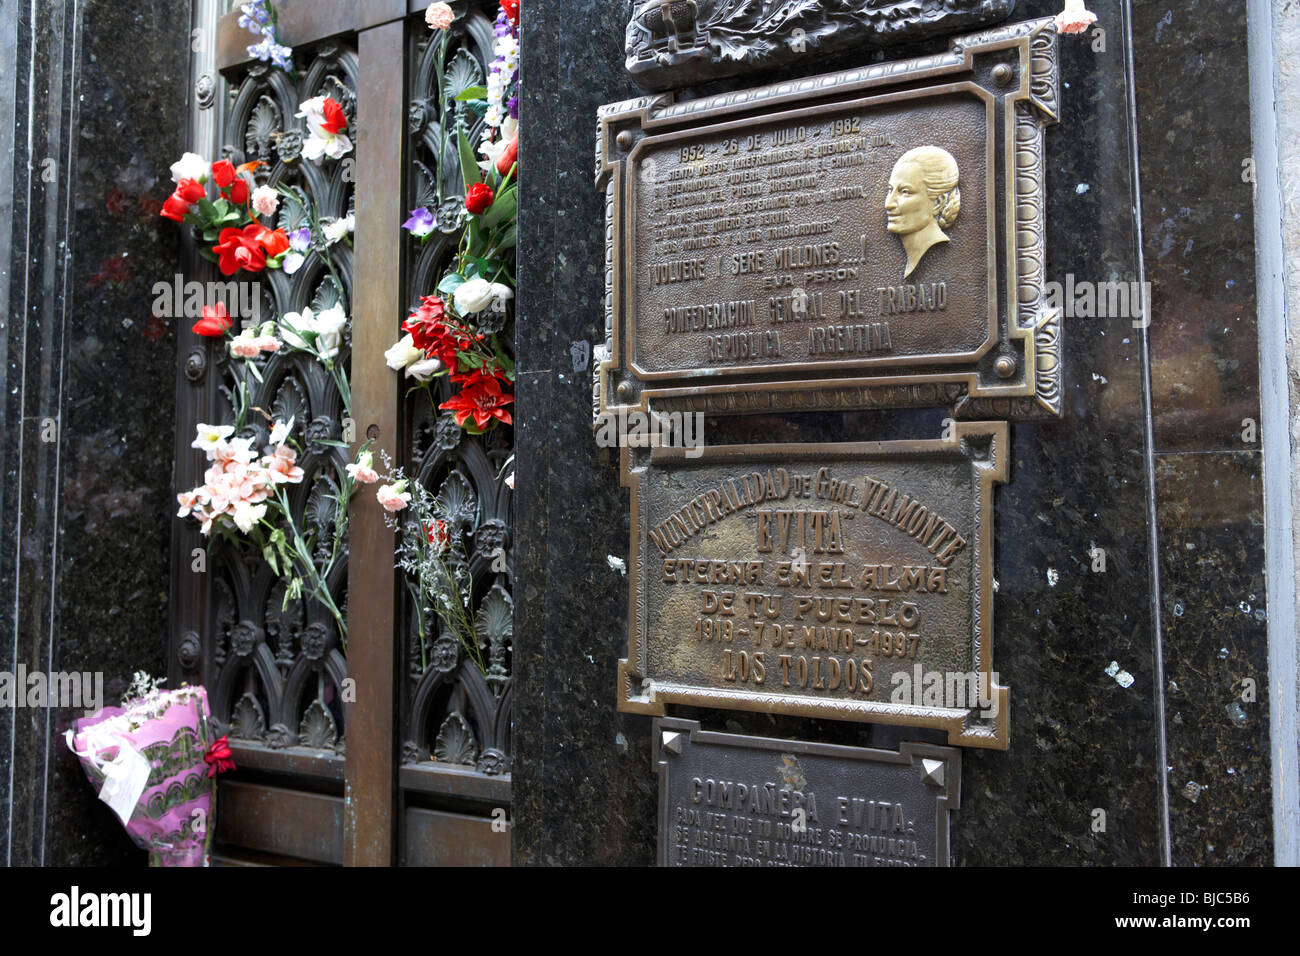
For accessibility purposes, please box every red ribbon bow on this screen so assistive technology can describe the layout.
[204,735,236,778]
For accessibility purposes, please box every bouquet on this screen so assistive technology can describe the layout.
[66,681,235,867]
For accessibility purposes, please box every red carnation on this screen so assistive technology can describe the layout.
[211,160,236,189]
[465,182,494,215]
[321,98,347,135]
[212,224,268,275]
[228,178,249,205]
[193,302,232,337]
[501,0,519,25]
[427,519,450,552]
[203,735,237,778]
[439,369,514,430]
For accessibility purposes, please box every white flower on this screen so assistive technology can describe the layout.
[296,96,354,162]
[283,251,305,275]
[455,277,513,314]
[313,304,349,360]
[322,214,355,244]
[231,501,267,534]
[504,473,515,490]
[252,185,280,217]
[406,357,442,381]
[229,328,262,359]
[192,423,234,455]
[384,334,423,371]
[170,152,210,184]
[269,418,294,445]
[279,310,314,351]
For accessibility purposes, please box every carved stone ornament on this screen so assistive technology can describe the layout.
[626,0,1017,91]
[595,18,1063,425]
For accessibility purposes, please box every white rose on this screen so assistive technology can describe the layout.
[322,214,355,244]
[406,357,442,381]
[455,277,513,314]
[313,304,349,359]
[384,334,423,371]
[279,310,314,351]
[170,151,210,184]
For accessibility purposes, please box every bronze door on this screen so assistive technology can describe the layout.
[169,0,512,866]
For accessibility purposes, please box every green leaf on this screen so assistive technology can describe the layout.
[198,247,220,263]
[492,224,516,252]
[262,544,279,577]
[457,129,479,192]
[313,438,352,448]
[437,272,466,298]
[454,85,487,101]
[481,186,516,229]
[197,198,219,221]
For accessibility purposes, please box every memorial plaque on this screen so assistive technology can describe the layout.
[654,718,961,867]
[594,18,1063,424]
[619,421,1009,749]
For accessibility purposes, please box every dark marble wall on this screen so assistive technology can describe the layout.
[0,0,190,865]
[514,0,1274,865]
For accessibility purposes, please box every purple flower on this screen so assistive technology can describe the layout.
[238,1,271,32]
[402,207,436,238]
[288,227,312,252]
[507,94,519,120]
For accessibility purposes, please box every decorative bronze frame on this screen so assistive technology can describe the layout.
[618,421,1010,749]
[593,17,1062,424]
[653,717,962,866]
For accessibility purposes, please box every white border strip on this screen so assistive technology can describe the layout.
[1247,0,1299,868]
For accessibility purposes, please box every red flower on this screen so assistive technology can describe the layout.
[160,177,208,222]
[192,302,232,337]
[229,178,249,205]
[321,98,347,135]
[426,519,450,552]
[161,193,191,222]
[211,160,236,189]
[501,0,519,25]
[439,369,514,430]
[255,225,290,258]
[496,135,518,176]
[203,735,237,778]
[465,182,494,215]
[403,295,467,366]
[176,178,206,204]
[212,224,268,275]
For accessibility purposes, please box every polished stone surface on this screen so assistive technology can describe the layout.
[514,0,1273,865]
[0,0,188,865]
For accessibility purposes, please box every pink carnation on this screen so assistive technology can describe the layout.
[425,2,454,30]
[1054,0,1097,35]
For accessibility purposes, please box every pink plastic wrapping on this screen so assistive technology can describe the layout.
[67,685,223,867]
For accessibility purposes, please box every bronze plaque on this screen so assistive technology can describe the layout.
[619,422,1009,749]
[654,718,961,867]
[594,17,1063,423]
